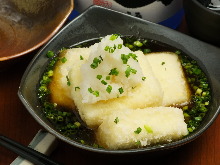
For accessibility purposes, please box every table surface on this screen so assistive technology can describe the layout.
[0,17,220,165]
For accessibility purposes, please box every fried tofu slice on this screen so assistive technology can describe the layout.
[49,48,90,109]
[146,52,191,106]
[96,107,188,150]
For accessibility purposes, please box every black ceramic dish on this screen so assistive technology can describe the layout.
[18,6,220,155]
[183,0,220,47]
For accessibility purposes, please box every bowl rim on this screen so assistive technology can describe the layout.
[18,5,220,154]
[0,0,74,62]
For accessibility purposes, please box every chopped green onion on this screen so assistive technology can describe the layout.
[183,112,190,118]
[57,116,63,121]
[75,87,80,91]
[110,34,119,41]
[39,85,47,92]
[161,62,165,65]
[74,122,81,128]
[118,44,122,49]
[175,50,181,55]
[66,76,71,86]
[143,49,151,54]
[80,140,85,144]
[104,46,110,51]
[142,77,146,81]
[128,44,134,49]
[114,117,119,124]
[118,87,124,94]
[195,117,202,121]
[196,88,203,95]
[99,55,103,61]
[105,46,116,53]
[93,91,99,97]
[80,55,84,60]
[205,101,209,105]
[125,65,137,78]
[109,47,115,53]
[109,68,119,76]
[90,57,102,69]
[188,128,193,133]
[135,140,141,146]
[101,80,107,85]
[106,76,110,80]
[106,85,112,94]
[129,53,138,62]
[96,75,102,80]
[121,53,138,64]
[144,125,153,133]
[121,54,130,64]
[182,106,188,111]
[88,87,99,97]
[88,87,93,93]
[134,41,143,47]
[47,70,53,77]
[46,51,54,58]
[61,57,67,63]
[134,127,142,134]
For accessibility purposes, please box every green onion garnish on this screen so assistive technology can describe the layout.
[118,87,124,94]
[101,80,107,85]
[118,44,122,49]
[61,57,67,63]
[75,87,80,91]
[96,75,102,80]
[134,127,142,134]
[90,57,102,69]
[88,87,93,93]
[66,76,71,86]
[133,41,143,47]
[109,68,119,76]
[106,85,112,94]
[106,76,110,80]
[46,51,54,58]
[110,34,119,41]
[88,87,99,97]
[114,117,119,124]
[142,77,146,81]
[125,65,137,78]
[144,125,153,133]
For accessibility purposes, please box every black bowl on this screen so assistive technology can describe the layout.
[18,6,220,155]
[183,0,220,47]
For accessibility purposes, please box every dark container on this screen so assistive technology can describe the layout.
[183,0,220,47]
[18,6,220,156]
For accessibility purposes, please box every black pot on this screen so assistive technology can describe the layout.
[183,0,220,47]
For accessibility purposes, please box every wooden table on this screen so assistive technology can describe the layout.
[0,17,219,165]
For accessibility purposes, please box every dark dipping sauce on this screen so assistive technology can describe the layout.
[38,35,211,149]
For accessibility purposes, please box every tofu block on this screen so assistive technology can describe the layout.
[146,52,191,106]
[96,107,188,150]
[49,48,90,109]
[69,51,163,129]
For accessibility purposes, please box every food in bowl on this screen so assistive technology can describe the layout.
[38,34,211,150]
